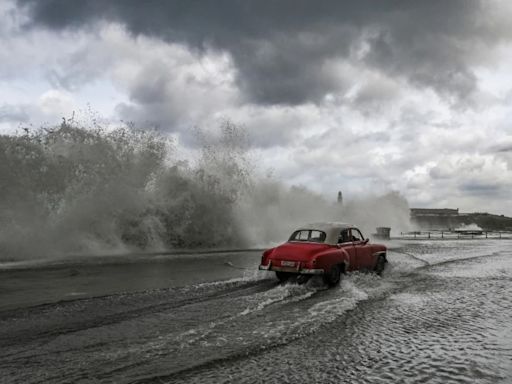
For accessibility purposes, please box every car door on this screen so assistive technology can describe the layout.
[350,228,372,270]
[337,229,357,271]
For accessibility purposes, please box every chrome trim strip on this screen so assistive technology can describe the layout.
[299,268,325,275]
[266,265,325,275]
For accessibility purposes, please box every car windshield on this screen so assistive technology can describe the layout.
[289,230,326,243]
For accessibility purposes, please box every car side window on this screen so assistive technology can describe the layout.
[337,229,350,243]
[350,229,362,242]
[351,228,365,242]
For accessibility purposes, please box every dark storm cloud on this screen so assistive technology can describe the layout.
[18,0,497,105]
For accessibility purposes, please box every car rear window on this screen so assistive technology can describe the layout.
[289,230,326,243]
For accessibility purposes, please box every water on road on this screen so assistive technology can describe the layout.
[1,240,511,383]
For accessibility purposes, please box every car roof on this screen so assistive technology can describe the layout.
[292,222,356,245]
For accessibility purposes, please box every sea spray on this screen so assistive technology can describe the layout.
[0,121,411,260]
[0,122,248,259]
[237,182,411,246]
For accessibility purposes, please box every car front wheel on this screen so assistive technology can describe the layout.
[374,256,386,275]
[323,265,341,287]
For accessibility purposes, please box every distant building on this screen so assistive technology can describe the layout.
[410,208,460,229]
[410,208,459,216]
[410,207,512,231]
[372,227,391,240]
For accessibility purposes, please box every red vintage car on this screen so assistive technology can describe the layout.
[259,223,387,286]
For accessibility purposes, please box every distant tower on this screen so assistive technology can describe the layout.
[337,191,343,205]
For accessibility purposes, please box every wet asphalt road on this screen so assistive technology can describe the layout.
[1,240,511,383]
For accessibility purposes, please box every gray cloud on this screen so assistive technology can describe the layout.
[488,137,512,171]
[18,0,501,106]
[0,104,29,123]
[491,142,512,153]
[459,180,505,197]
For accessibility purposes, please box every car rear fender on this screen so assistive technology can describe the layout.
[313,248,350,272]
[260,248,276,267]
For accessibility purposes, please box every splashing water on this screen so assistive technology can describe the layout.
[0,122,251,259]
[0,121,411,260]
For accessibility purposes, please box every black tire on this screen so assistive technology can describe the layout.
[296,274,311,285]
[323,265,341,287]
[275,271,293,283]
[374,256,386,275]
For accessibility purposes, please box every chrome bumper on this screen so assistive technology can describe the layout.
[258,264,324,275]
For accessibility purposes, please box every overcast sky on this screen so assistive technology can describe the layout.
[2,0,512,215]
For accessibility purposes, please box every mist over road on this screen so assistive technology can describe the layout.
[1,240,511,383]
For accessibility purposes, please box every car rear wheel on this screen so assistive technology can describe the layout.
[374,255,386,275]
[323,265,341,287]
[296,274,311,285]
[275,271,293,283]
